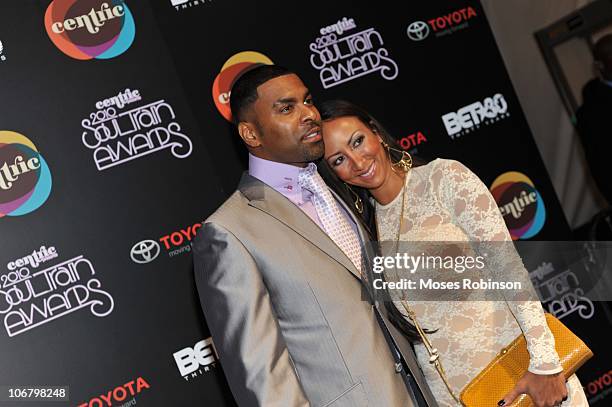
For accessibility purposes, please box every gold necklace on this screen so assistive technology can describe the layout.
[374,171,461,404]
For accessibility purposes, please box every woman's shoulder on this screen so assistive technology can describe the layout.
[410,158,480,191]
[412,157,466,175]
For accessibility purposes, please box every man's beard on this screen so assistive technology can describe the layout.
[298,139,325,163]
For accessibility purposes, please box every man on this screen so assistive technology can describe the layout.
[576,34,612,206]
[192,65,436,406]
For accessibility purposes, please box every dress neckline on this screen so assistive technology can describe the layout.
[375,169,412,210]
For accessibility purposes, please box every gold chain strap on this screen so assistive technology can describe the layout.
[375,175,461,404]
[399,301,461,403]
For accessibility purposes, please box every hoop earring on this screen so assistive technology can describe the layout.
[382,141,412,173]
[344,183,364,214]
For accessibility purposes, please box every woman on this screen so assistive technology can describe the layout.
[317,100,588,407]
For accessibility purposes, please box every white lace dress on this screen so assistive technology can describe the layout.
[375,159,588,407]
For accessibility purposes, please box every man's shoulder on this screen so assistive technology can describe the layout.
[205,189,249,226]
[193,190,249,247]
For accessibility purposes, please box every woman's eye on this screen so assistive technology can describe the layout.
[332,156,344,166]
[353,135,364,147]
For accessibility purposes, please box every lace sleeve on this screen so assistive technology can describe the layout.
[433,159,562,375]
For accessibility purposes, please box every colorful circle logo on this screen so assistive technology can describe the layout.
[0,131,52,218]
[45,0,136,60]
[212,51,274,122]
[490,171,545,240]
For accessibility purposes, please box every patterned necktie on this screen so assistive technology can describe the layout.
[298,163,364,276]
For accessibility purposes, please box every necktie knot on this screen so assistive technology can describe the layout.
[298,163,325,196]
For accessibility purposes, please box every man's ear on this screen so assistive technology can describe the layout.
[238,122,262,149]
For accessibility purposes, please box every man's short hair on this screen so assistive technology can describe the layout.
[229,64,294,124]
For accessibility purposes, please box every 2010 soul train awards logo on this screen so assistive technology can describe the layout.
[308,17,399,89]
[490,171,546,240]
[45,0,135,60]
[81,88,193,171]
[212,51,274,122]
[0,245,114,337]
[0,131,52,218]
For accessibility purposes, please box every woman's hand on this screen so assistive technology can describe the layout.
[499,371,568,407]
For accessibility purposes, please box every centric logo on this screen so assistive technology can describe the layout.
[130,240,160,264]
[406,21,430,41]
[44,0,136,60]
[0,40,5,61]
[0,131,52,218]
[212,51,274,122]
[490,172,546,240]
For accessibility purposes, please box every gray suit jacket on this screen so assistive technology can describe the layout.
[193,173,437,407]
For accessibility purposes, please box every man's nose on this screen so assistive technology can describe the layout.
[300,104,319,123]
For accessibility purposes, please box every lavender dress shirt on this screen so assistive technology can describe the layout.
[248,154,359,234]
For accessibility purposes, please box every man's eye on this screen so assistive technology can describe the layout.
[332,156,344,166]
[353,135,364,147]
[304,97,313,105]
[280,105,292,113]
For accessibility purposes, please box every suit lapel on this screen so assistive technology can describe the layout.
[239,173,361,280]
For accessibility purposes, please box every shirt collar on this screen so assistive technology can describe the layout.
[248,154,314,203]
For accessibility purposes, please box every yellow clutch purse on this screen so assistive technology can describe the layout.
[460,313,593,407]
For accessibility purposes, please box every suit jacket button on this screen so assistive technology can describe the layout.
[394,362,403,373]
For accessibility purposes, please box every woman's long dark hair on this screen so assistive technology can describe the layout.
[316,99,429,342]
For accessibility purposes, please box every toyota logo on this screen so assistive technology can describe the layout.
[407,21,430,41]
[131,240,161,264]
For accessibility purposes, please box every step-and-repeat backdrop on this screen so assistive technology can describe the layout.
[0,1,610,406]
